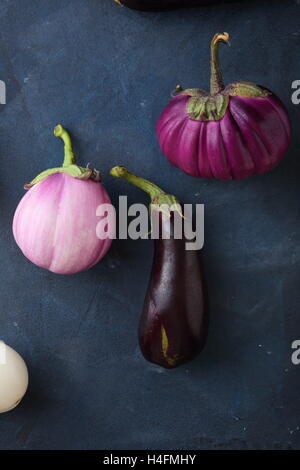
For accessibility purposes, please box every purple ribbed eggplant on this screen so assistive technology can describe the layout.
[157,33,291,180]
[110,166,207,368]
[113,0,235,10]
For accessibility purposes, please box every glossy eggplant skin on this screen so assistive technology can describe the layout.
[139,210,207,368]
[115,0,232,11]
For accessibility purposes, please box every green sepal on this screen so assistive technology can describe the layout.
[24,165,100,190]
[187,92,229,121]
[176,87,228,121]
[223,80,270,98]
[174,86,207,98]
[175,80,270,122]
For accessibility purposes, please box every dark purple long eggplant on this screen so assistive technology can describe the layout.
[113,0,235,11]
[110,166,207,368]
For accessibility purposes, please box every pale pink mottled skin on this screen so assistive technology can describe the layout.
[157,94,291,180]
[13,173,114,274]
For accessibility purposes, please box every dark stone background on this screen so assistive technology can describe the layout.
[0,0,299,450]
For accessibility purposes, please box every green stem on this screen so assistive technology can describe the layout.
[54,124,76,167]
[110,166,165,202]
[114,0,124,6]
[210,32,229,95]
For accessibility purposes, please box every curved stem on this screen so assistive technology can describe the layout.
[114,0,124,6]
[110,166,164,202]
[54,124,76,167]
[210,32,229,95]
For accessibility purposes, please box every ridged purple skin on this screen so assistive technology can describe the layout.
[157,93,291,179]
[13,173,114,274]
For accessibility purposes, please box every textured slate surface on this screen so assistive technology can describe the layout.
[0,0,299,450]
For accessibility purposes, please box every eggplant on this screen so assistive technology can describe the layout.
[113,0,235,11]
[110,166,207,369]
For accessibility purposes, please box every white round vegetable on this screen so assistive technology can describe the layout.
[0,342,28,413]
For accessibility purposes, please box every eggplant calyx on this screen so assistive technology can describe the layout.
[24,125,101,189]
[179,89,229,122]
[175,81,270,122]
[110,166,182,217]
[173,32,270,122]
[24,166,100,190]
[187,93,228,121]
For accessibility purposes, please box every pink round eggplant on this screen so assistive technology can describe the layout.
[13,125,114,275]
[157,32,291,180]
